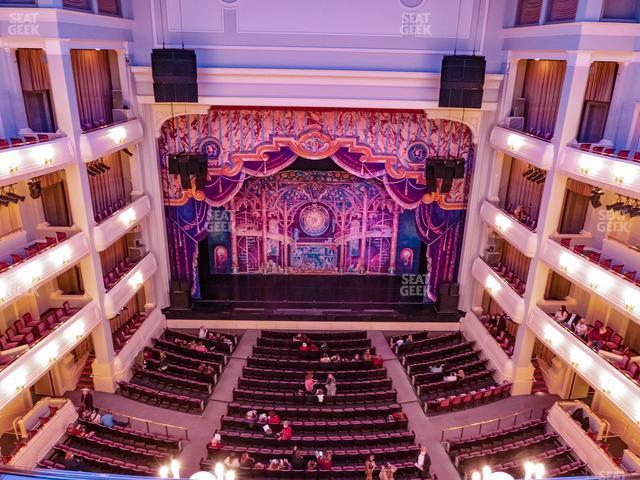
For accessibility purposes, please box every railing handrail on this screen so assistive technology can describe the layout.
[441,407,543,442]
[96,407,188,441]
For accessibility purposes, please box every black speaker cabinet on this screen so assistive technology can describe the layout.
[151,48,198,103]
[435,281,460,314]
[439,55,486,109]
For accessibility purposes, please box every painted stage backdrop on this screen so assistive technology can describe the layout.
[159,107,474,302]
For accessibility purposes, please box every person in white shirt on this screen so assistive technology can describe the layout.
[554,306,569,323]
[415,446,430,478]
[198,326,207,339]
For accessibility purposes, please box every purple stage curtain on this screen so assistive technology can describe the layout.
[16,49,50,92]
[88,152,127,219]
[504,157,544,222]
[516,0,542,25]
[522,59,566,138]
[71,49,113,131]
[584,62,618,103]
[547,0,578,22]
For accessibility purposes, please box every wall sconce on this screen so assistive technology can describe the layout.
[6,152,20,174]
[109,126,127,145]
[23,262,43,285]
[35,145,55,166]
[579,166,590,175]
[128,271,144,290]
[40,343,59,366]
[613,175,624,185]
[4,370,27,393]
[495,214,511,233]
[625,291,638,313]
[558,252,576,274]
[485,276,501,295]
[119,208,136,227]
[66,320,85,342]
[506,134,524,152]
[58,245,72,267]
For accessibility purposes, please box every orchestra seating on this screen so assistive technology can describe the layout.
[445,412,590,478]
[202,330,424,479]
[117,329,238,414]
[479,314,515,357]
[390,331,510,415]
[39,416,183,476]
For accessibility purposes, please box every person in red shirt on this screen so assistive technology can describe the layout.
[587,325,607,351]
[309,343,319,352]
[299,343,310,352]
[267,410,281,426]
[373,354,384,368]
[317,452,332,470]
[278,421,293,441]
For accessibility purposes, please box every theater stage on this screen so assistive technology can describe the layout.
[164,274,462,322]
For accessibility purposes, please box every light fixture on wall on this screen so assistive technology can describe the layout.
[128,271,144,290]
[58,245,73,266]
[35,145,55,166]
[485,276,500,294]
[109,126,127,145]
[494,214,511,233]
[6,152,20,174]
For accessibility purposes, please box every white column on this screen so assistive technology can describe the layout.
[510,52,594,395]
[0,46,29,136]
[44,39,118,393]
[496,56,520,123]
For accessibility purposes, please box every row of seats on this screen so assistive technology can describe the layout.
[491,262,527,296]
[117,329,237,414]
[0,231,68,273]
[208,331,425,478]
[445,412,589,478]
[0,133,52,149]
[103,256,138,291]
[577,142,640,163]
[253,345,377,358]
[393,331,507,415]
[504,204,538,231]
[94,199,127,223]
[561,239,640,286]
[478,314,515,357]
[112,311,147,353]
[164,328,237,353]
[0,302,80,366]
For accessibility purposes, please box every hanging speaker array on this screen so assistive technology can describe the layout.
[151,48,198,103]
[438,54,486,109]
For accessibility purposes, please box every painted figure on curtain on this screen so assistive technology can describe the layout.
[159,107,474,301]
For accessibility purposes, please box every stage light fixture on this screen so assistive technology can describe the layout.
[28,179,41,199]
[522,167,534,177]
[589,187,603,209]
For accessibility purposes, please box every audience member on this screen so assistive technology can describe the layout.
[267,410,281,426]
[158,351,168,371]
[299,343,310,352]
[277,421,293,441]
[80,388,93,412]
[317,452,333,470]
[363,349,372,361]
[429,364,443,374]
[575,318,589,339]
[380,463,397,480]
[554,306,569,323]
[364,454,376,480]
[415,446,431,478]
[588,325,608,351]
[245,409,258,428]
[239,452,255,468]
[209,432,222,450]
[224,453,240,468]
[291,447,306,470]
[198,326,207,338]
[325,374,337,396]
[306,459,318,471]
[457,369,466,380]
[304,372,318,394]
[320,353,330,363]
[101,409,128,428]
[373,354,384,368]
[63,452,83,471]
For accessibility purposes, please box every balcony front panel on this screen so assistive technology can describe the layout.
[0,137,73,188]
[0,302,100,411]
[78,119,143,163]
[490,126,554,170]
[0,234,89,309]
[93,195,151,251]
[103,253,157,318]
[559,146,640,199]
[540,239,640,322]
[471,257,525,323]
[480,201,538,257]
[528,307,640,425]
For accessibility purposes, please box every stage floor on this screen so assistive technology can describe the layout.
[165,274,462,322]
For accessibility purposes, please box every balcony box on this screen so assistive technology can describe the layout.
[103,253,157,318]
[93,195,151,251]
[112,308,165,382]
[0,234,89,310]
[528,307,640,427]
[471,257,525,323]
[461,311,514,383]
[0,137,73,188]
[9,398,77,468]
[559,145,640,199]
[78,119,143,163]
[0,302,101,411]
[480,201,538,257]
[490,126,554,170]
[540,239,640,322]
